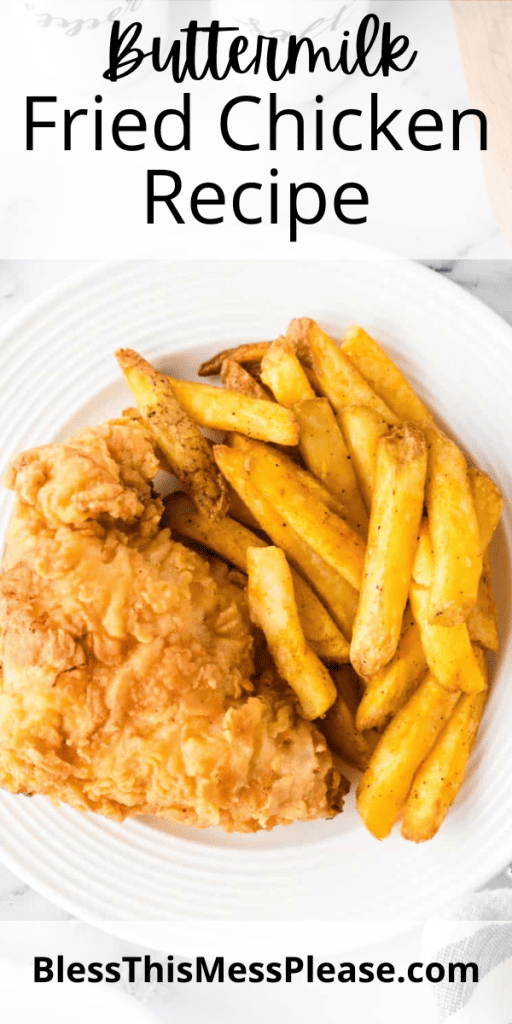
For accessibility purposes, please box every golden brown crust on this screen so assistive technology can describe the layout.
[198,343,271,377]
[0,418,346,831]
[285,317,316,367]
[384,422,428,463]
[220,358,270,400]
[116,348,229,521]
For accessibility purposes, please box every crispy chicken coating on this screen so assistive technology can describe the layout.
[0,415,346,831]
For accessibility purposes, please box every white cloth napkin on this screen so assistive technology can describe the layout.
[423,889,512,1022]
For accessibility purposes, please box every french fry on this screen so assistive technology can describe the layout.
[302,364,324,394]
[401,649,488,842]
[415,470,502,589]
[165,492,349,663]
[341,325,434,424]
[322,666,379,770]
[356,673,460,839]
[247,443,367,590]
[467,552,499,652]
[331,664,363,716]
[227,485,261,531]
[469,467,503,550]
[410,581,486,693]
[411,518,434,587]
[285,316,317,367]
[244,362,267,386]
[228,433,349,521]
[356,612,428,732]
[213,445,358,638]
[294,398,368,535]
[426,428,482,625]
[413,513,499,648]
[260,337,315,407]
[350,425,428,678]
[116,348,229,521]
[297,614,350,664]
[166,491,266,568]
[166,376,299,445]
[307,321,398,424]
[247,546,337,720]
[338,406,389,514]
[414,470,501,649]
[279,318,323,391]
[198,342,270,377]
[221,358,270,401]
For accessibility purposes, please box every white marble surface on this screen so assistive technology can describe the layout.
[0,1,511,258]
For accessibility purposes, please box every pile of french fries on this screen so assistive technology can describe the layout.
[116,317,502,844]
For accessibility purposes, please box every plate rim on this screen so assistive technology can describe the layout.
[0,255,512,942]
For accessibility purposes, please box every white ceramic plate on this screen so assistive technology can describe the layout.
[0,259,511,945]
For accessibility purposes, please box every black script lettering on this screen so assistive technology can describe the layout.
[103,20,147,80]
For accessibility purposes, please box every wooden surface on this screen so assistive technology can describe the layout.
[451,1,512,244]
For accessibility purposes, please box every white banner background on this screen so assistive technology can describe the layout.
[0,0,507,259]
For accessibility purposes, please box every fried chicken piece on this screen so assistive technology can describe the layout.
[0,415,347,831]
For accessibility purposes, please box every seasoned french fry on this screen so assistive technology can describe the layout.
[412,518,434,587]
[221,358,270,401]
[213,445,358,638]
[247,546,337,720]
[338,406,389,514]
[285,316,316,367]
[402,649,488,842]
[341,325,434,424]
[294,398,368,535]
[356,612,428,731]
[244,362,267,386]
[357,674,460,839]
[469,467,503,550]
[296,611,350,664]
[260,337,315,407]
[166,377,298,445]
[415,470,501,648]
[426,428,482,625]
[467,552,499,652]
[166,491,266,568]
[322,666,379,770]
[229,433,349,521]
[413,508,500,648]
[415,470,502,589]
[198,342,270,377]
[350,425,428,678]
[331,664,363,716]
[165,492,349,663]
[247,444,367,590]
[302,364,323,394]
[227,484,261,531]
[307,321,398,424]
[410,581,486,693]
[116,348,229,521]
